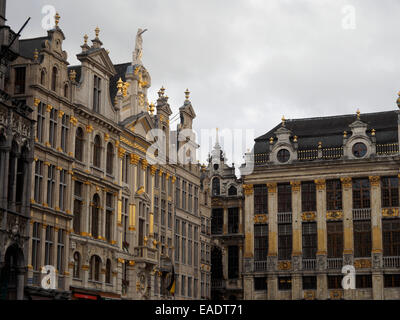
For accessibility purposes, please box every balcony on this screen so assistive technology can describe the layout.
[134,246,158,265]
[376,143,399,155]
[277,212,292,223]
[352,208,371,220]
[254,260,268,272]
[302,259,316,270]
[327,258,343,270]
[211,279,225,289]
[383,256,400,268]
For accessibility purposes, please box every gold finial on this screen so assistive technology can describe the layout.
[158,86,165,97]
[293,135,298,142]
[371,129,376,136]
[84,34,88,44]
[117,77,123,94]
[33,48,38,60]
[55,12,60,27]
[318,141,322,149]
[269,137,274,144]
[185,88,190,100]
[95,26,100,38]
[148,102,155,115]
[69,69,76,81]
[282,115,286,126]
[356,108,360,119]
[343,131,347,138]
[122,81,130,97]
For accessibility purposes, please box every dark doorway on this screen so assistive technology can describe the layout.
[0,244,24,300]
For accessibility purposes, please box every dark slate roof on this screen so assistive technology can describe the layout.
[119,111,146,126]
[19,36,48,59]
[254,110,398,154]
[110,62,130,102]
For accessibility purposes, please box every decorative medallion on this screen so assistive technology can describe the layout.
[354,259,371,269]
[301,212,316,221]
[382,208,399,217]
[254,214,268,224]
[278,261,291,271]
[326,211,343,220]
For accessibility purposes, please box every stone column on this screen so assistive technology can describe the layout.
[42,162,49,206]
[54,227,59,288]
[40,223,47,268]
[341,177,353,265]
[315,179,328,300]
[16,268,25,300]
[266,183,278,299]
[369,176,383,300]
[1,145,10,208]
[242,184,254,272]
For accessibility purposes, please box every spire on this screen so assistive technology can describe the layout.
[81,34,90,52]
[55,12,60,28]
[356,108,360,120]
[185,88,190,101]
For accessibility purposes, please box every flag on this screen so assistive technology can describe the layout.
[166,266,175,296]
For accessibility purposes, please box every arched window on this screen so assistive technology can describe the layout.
[212,178,220,196]
[73,252,81,279]
[105,259,112,284]
[8,140,19,205]
[64,84,68,98]
[51,66,58,92]
[228,185,237,196]
[93,135,102,168]
[89,255,101,282]
[91,194,100,239]
[40,70,46,85]
[106,142,114,175]
[75,127,84,162]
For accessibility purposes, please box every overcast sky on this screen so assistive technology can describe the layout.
[7,0,400,167]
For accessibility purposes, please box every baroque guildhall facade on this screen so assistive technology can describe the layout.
[240,107,400,300]
[0,4,212,300]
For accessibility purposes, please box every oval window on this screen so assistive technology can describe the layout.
[352,142,367,158]
[277,149,290,163]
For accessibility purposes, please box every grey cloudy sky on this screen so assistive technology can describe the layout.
[7,0,400,166]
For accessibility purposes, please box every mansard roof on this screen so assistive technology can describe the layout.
[254,110,398,154]
[19,36,49,59]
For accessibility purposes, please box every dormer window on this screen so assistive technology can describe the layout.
[14,67,26,94]
[277,149,290,163]
[93,75,101,112]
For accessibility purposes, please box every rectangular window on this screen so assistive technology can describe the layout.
[182,237,186,264]
[182,181,186,210]
[254,277,268,291]
[105,193,113,241]
[49,108,57,148]
[254,224,268,261]
[352,178,370,209]
[14,66,26,94]
[60,114,69,153]
[161,199,166,226]
[278,183,292,213]
[354,220,372,258]
[228,207,239,234]
[194,187,199,216]
[384,274,400,288]
[194,279,198,299]
[161,173,166,192]
[57,230,65,273]
[188,239,192,266]
[383,219,400,256]
[326,179,342,211]
[211,208,223,234]
[73,181,82,234]
[194,242,198,267]
[188,277,192,297]
[34,160,43,203]
[175,234,180,262]
[122,154,129,183]
[176,178,180,208]
[327,221,343,258]
[381,176,399,208]
[278,223,292,260]
[44,226,54,266]
[327,275,342,289]
[302,276,317,290]
[181,275,185,297]
[254,184,268,214]
[93,75,101,112]
[228,246,239,279]
[278,277,291,290]
[59,169,67,211]
[138,219,144,246]
[31,222,41,270]
[47,165,56,207]
[36,103,45,143]
[301,181,316,212]
[356,275,372,288]
[168,178,172,196]
[302,222,317,259]
[188,184,193,213]
[168,202,172,228]
[154,196,159,225]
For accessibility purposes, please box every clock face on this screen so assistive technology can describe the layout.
[352,142,367,158]
[277,149,290,163]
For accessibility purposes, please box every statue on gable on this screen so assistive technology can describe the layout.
[133,28,147,65]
